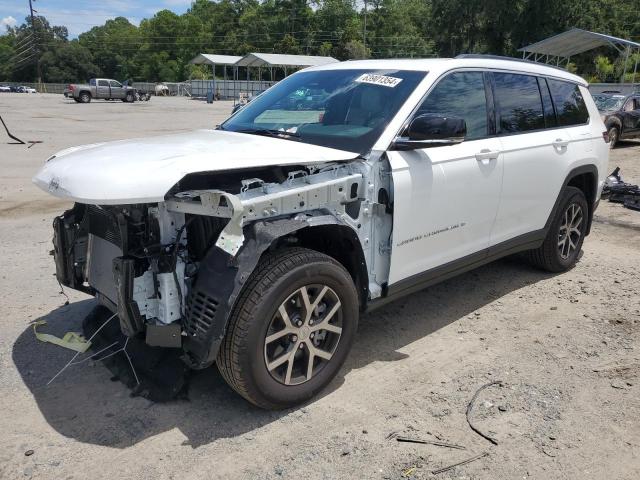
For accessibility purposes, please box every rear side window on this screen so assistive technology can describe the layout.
[493,73,544,133]
[98,80,109,87]
[546,79,589,126]
[416,71,488,140]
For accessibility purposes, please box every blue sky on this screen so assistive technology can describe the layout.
[1,0,193,38]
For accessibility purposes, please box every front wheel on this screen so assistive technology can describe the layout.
[525,186,588,272]
[608,126,619,149]
[217,248,359,409]
[125,92,135,103]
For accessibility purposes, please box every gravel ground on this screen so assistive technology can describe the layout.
[0,93,639,480]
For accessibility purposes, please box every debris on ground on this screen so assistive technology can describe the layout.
[32,320,91,353]
[394,435,466,450]
[402,465,417,477]
[602,167,640,211]
[466,380,503,445]
[431,451,489,475]
[1,114,42,147]
[82,305,190,402]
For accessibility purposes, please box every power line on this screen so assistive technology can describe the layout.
[28,0,42,87]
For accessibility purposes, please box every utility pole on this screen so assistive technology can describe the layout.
[28,0,42,90]
[363,0,367,56]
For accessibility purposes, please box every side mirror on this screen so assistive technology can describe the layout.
[392,114,466,150]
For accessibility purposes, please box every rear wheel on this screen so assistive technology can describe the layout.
[525,186,588,272]
[217,248,359,409]
[79,91,91,103]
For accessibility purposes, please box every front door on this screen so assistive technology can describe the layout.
[109,80,125,99]
[621,97,640,137]
[388,70,503,284]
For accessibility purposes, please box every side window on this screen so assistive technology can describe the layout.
[416,71,488,140]
[546,79,589,126]
[98,80,109,87]
[623,99,635,112]
[109,80,122,88]
[89,79,96,86]
[493,73,544,133]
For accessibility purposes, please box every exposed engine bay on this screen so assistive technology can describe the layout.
[52,161,393,368]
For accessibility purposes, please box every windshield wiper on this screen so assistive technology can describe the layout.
[235,128,301,141]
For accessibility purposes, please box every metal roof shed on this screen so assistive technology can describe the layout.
[234,53,338,69]
[190,54,243,100]
[233,53,339,96]
[190,54,243,66]
[519,28,640,84]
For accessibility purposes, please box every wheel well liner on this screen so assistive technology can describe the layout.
[605,117,622,130]
[182,215,366,369]
[295,224,368,309]
[545,165,599,236]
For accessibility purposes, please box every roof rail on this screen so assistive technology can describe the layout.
[455,54,568,72]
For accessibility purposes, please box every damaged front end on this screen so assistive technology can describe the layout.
[53,162,374,369]
[53,201,191,344]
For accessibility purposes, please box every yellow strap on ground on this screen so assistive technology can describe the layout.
[32,320,91,353]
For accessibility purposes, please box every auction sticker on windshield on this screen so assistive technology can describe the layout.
[355,73,403,88]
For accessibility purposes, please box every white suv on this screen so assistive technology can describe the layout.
[34,56,609,408]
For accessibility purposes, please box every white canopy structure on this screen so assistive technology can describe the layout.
[190,54,243,66]
[519,28,640,84]
[233,52,338,84]
[188,52,338,100]
[234,53,338,68]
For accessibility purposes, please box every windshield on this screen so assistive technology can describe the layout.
[593,95,625,112]
[221,69,426,154]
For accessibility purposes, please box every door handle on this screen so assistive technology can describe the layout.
[475,149,500,161]
[553,138,569,148]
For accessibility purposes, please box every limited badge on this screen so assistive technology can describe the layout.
[355,73,403,88]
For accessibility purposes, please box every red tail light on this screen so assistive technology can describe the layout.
[68,84,75,91]
[602,130,610,143]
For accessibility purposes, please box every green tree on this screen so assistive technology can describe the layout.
[40,40,100,82]
[79,17,140,81]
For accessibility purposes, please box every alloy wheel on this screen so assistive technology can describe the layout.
[558,203,583,260]
[264,284,343,386]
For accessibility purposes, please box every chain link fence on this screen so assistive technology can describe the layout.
[0,80,277,100]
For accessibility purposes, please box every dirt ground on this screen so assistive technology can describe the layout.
[0,93,639,480]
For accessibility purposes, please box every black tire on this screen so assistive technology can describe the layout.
[525,186,588,272]
[217,247,359,409]
[125,92,135,103]
[608,126,619,149]
[79,91,91,103]
[73,97,80,103]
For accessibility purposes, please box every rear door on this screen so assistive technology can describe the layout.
[491,75,590,245]
[388,70,504,284]
[96,79,110,99]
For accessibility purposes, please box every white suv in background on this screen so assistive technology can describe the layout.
[34,56,609,408]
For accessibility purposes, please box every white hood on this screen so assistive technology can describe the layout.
[32,129,358,204]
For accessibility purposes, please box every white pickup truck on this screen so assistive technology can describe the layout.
[35,56,608,409]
